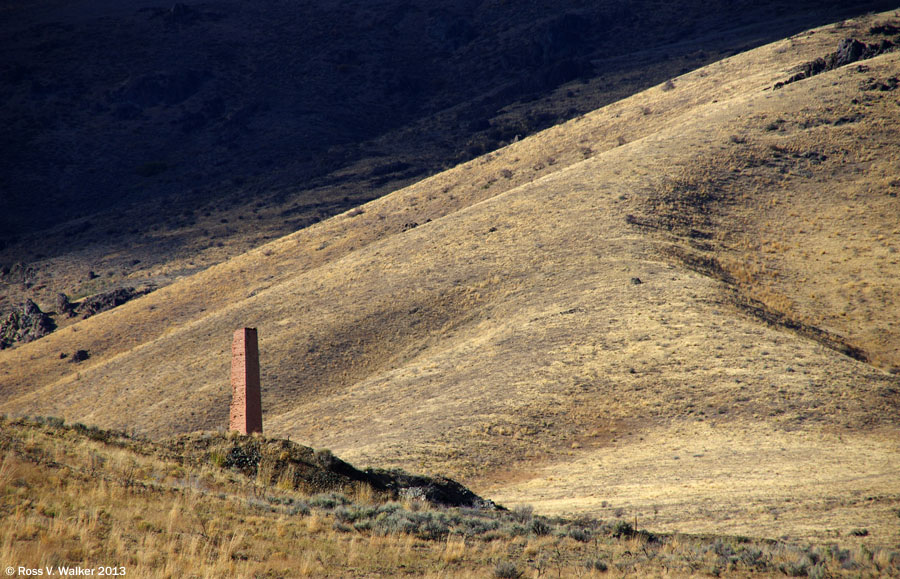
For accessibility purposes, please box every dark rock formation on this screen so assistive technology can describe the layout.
[55,293,75,318]
[366,469,499,509]
[22,298,40,316]
[0,299,56,349]
[869,23,900,36]
[76,287,149,319]
[861,75,899,91]
[71,349,90,362]
[775,37,896,89]
[0,287,151,349]
[169,433,499,509]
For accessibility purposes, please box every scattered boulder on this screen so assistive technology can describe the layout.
[832,38,868,67]
[869,24,900,36]
[1,262,37,284]
[55,293,75,318]
[22,298,40,316]
[861,76,899,91]
[0,286,152,349]
[0,299,56,349]
[76,287,149,319]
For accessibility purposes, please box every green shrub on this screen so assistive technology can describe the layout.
[353,520,373,532]
[332,521,353,533]
[493,561,522,578]
[568,527,591,542]
[501,523,529,537]
[460,514,500,536]
[530,518,551,536]
[807,564,826,579]
[44,416,65,428]
[376,501,404,515]
[418,516,451,540]
[611,520,635,538]
[510,504,534,523]
[309,492,349,510]
[778,560,808,577]
[374,510,419,536]
[738,547,769,571]
[209,451,227,467]
[288,502,310,516]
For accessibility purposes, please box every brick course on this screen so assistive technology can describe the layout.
[230,328,262,434]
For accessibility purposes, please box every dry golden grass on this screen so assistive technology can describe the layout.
[1,10,899,552]
[633,56,900,373]
[489,422,900,545]
[2,418,898,578]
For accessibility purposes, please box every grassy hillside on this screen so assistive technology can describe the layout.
[3,417,897,578]
[2,9,899,548]
[2,1,896,316]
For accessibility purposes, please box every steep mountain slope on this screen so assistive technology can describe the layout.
[2,0,897,317]
[2,11,899,543]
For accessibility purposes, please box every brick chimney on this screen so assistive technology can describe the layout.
[230,328,262,434]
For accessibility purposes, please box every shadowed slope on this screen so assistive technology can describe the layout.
[2,11,899,544]
[7,1,896,316]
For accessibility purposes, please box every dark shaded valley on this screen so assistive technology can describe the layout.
[2,0,896,317]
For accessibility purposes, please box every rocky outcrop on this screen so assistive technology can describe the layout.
[71,349,90,363]
[55,293,75,318]
[366,469,499,509]
[0,287,151,349]
[76,287,149,319]
[0,299,56,349]
[169,433,499,509]
[775,37,896,89]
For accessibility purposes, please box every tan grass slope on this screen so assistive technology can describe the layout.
[2,12,899,544]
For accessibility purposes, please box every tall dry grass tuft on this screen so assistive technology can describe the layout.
[2,417,898,577]
[442,535,468,563]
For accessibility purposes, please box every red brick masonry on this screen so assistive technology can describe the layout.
[230,328,262,434]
